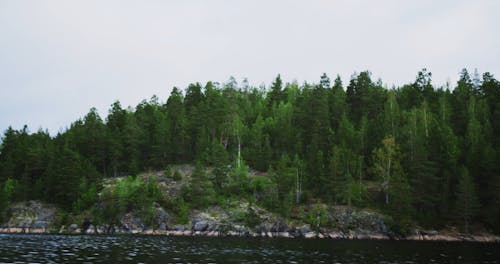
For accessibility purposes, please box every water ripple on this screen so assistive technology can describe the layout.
[0,234,498,263]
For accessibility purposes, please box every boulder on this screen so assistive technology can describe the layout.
[234,225,249,235]
[277,232,290,238]
[193,221,208,232]
[120,213,145,232]
[158,222,167,230]
[155,208,171,227]
[271,219,288,233]
[68,224,79,232]
[255,223,271,234]
[174,225,185,231]
[86,225,96,234]
[421,230,438,236]
[328,232,344,239]
[32,220,49,230]
[304,232,316,238]
[297,225,312,236]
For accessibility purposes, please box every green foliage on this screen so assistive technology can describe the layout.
[141,205,157,228]
[384,215,412,236]
[1,69,499,231]
[176,197,189,224]
[164,165,172,178]
[227,159,249,196]
[250,176,276,209]
[0,179,16,205]
[172,170,183,181]
[94,176,162,224]
[53,210,70,229]
[0,178,17,221]
[244,203,261,228]
[44,145,100,210]
[301,205,329,231]
[157,195,189,225]
[72,177,98,213]
[268,155,296,218]
[207,142,230,193]
[344,175,366,207]
[455,167,481,233]
[94,188,119,225]
[115,176,161,212]
[372,137,402,204]
[371,137,413,222]
[184,162,215,209]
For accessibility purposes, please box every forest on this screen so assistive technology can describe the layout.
[0,69,499,233]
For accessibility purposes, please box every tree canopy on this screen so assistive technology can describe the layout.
[0,69,499,232]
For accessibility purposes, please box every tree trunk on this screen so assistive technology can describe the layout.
[386,156,391,205]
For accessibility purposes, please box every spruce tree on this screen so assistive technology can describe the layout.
[455,167,480,233]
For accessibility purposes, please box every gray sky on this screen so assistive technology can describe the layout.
[1,0,499,135]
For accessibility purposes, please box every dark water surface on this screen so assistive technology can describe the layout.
[0,234,498,263]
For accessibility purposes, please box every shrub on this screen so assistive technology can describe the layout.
[176,197,189,224]
[184,163,215,209]
[303,205,329,230]
[172,170,183,181]
[0,179,17,222]
[53,210,70,229]
[115,176,161,212]
[227,160,250,196]
[250,176,277,212]
[164,165,172,178]
[72,177,98,213]
[93,176,162,224]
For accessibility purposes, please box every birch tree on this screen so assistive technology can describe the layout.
[372,136,398,204]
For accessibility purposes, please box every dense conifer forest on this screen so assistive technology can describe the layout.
[1,69,499,233]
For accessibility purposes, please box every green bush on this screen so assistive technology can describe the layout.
[164,165,172,178]
[227,160,250,196]
[141,205,157,228]
[184,163,215,209]
[385,215,413,236]
[0,179,17,222]
[72,177,98,213]
[94,188,119,225]
[53,210,70,229]
[115,176,161,212]
[250,176,277,212]
[93,176,162,224]
[176,197,189,224]
[172,170,183,181]
[302,205,329,230]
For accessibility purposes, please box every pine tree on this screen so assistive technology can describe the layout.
[209,142,229,193]
[455,167,480,233]
[187,162,215,209]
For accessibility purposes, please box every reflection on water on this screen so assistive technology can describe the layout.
[0,234,498,263]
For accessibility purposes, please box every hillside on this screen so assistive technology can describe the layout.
[1,165,499,242]
[1,70,499,236]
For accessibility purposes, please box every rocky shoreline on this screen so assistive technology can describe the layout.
[2,200,499,243]
[1,226,499,243]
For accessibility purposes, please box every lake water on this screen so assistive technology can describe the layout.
[0,234,498,263]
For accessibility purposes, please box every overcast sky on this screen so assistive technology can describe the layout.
[1,0,499,135]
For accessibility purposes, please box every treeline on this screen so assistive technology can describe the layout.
[0,69,499,232]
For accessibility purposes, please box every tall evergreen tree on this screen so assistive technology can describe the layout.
[455,166,480,233]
